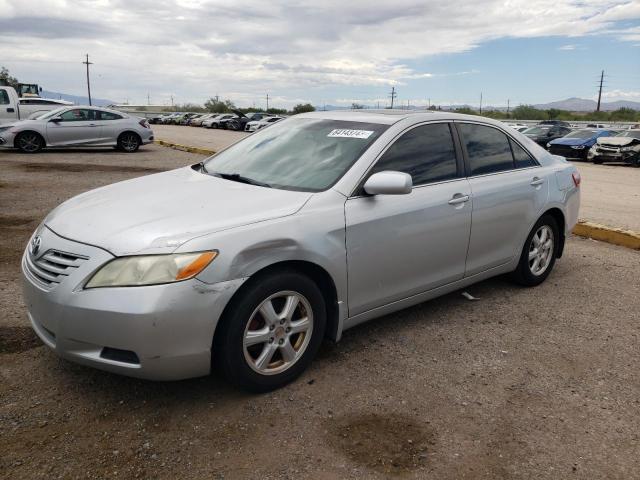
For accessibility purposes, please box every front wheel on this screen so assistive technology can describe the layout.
[16,131,44,153]
[511,215,559,287]
[214,271,326,392]
[117,132,141,152]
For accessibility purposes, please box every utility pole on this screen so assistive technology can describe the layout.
[389,86,397,109]
[147,92,150,105]
[266,93,269,111]
[596,70,604,112]
[82,54,93,106]
[507,99,510,116]
[479,92,483,114]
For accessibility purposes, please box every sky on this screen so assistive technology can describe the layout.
[0,0,639,109]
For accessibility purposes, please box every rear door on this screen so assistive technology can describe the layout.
[345,122,472,316]
[455,122,548,276]
[97,110,126,144]
[45,108,103,146]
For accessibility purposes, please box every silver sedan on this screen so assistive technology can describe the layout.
[22,110,580,391]
[0,106,154,153]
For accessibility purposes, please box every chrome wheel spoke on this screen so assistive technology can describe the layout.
[280,341,296,363]
[259,301,280,326]
[281,295,299,321]
[529,225,554,276]
[244,327,271,347]
[289,317,311,335]
[528,249,538,261]
[255,344,277,370]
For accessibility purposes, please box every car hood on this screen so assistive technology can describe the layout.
[44,167,313,256]
[550,137,592,146]
[596,136,640,147]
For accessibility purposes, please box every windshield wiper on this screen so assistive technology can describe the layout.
[212,172,272,188]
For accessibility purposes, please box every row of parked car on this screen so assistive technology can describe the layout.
[506,121,640,167]
[148,111,285,132]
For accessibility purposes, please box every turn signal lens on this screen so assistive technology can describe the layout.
[176,251,217,280]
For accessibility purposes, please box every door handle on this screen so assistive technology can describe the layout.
[530,177,544,186]
[7,107,15,113]
[448,194,470,205]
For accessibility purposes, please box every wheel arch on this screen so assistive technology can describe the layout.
[214,259,341,345]
[542,207,566,258]
[117,130,142,142]
[13,130,45,149]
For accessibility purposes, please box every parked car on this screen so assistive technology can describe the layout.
[179,113,200,125]
[226,111,270,131]
[21,110,580,391]
[0,106,153,153]
[245,116,284,132]
[522,125,573,147]
[160,113,183,124]
[547,129,617,160]
[588,130,640,167]
[148,115,164,125]
[539,120,571,127]
[203,113,236,129]
[190,113,216,127]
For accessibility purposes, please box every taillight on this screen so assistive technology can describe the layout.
[139,119,150,129]
[572,171,581,187]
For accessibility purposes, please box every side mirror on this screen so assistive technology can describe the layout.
[363,171,412,196]
[49,116,62,123]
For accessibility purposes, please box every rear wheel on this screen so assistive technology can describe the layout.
[117,132,141,152]
[593,157,603,165]
[214,271,326,392]
[15,131,44,153]
[511,215,559,287]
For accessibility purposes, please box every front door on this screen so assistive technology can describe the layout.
[45,108,103,146]
[345,122,472,317]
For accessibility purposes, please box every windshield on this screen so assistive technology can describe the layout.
[617,130,640,139]
[523,126,550,135]
[35,107,68,120]
[202,118,389,192]
[563,129,598,139]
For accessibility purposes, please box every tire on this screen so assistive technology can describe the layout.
[511,214,559,287]
[214,270,326,392]
[212,123,218,129]
[593,157,603,165]
[631,155,640,168]
[15,131,44,153]
[117,132,141,152]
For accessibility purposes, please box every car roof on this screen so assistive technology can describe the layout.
[296,109,513,126]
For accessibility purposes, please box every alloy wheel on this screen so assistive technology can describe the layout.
[18,133,41,152]
[528,225,554,276]
[120,134,139,152]
[243,290,313,376]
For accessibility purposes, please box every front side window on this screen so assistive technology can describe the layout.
[203,118,388,192]
[459,123,514,175]
[59,109,97,121]
[0,90,10,104]
[370,123,458,186]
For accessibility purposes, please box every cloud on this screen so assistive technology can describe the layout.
[0,0,639,106]
[558,44,578,50]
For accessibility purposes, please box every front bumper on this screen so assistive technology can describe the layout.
[22,226,245,381]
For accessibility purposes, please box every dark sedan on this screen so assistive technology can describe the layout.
[522,125,573,147]
[547,129,617,160]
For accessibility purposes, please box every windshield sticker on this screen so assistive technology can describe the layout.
[327,129,374,139]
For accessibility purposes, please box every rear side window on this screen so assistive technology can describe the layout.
[98,111,123,120]
[371,123,458,186]
[459,123,513,175]
[0,90,10,104]
[510,139,536,168]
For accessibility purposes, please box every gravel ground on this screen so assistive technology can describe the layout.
[153,124,640,232]
[1,145,639,479]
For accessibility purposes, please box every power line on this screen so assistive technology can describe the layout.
[82,54,93,106]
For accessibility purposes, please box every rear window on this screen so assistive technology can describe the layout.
[459,123,514,175]
[0,90,9,105]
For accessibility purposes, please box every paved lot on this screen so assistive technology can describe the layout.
[153,124,640,232]
[1,146,639,479]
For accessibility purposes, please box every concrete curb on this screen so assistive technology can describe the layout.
[155,139,215,156]
[573,221,640,250]
[154,139,640,251]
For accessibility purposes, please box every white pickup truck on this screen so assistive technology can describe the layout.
[0,86,72,125]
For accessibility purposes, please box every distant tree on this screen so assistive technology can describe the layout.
[292,103,315,114]
[428,104,438,110]
[351,103,365,109]
[204,98,236,113]
[175,103,206,112]
[511,105,546,121]
[0,66,19,88]
[608,108,638,122]
[266,107,288,115]
[453,107,478,115]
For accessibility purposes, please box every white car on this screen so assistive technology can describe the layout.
[0,106,154,153]
[202,114,236,129]
[245,116,285,132]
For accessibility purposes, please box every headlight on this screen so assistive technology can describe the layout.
[546,143,551,148]
[571,145,585,150]
[85,251,217,288]
[620,146,634,152]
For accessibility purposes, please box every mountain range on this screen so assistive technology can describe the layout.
[41,90,114,107]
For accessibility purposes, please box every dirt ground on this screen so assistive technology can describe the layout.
[1,145,639,480]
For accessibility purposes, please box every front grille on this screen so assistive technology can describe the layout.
[25,249,88,288]
[549,145,583,158]
[597,145,620,153]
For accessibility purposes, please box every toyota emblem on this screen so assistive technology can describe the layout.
[30,235,42,256]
